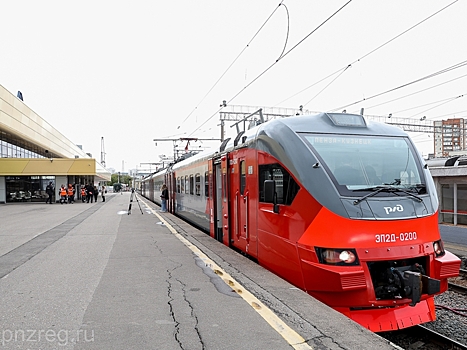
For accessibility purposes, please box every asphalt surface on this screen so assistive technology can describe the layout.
[0,193,406,349]
[439,224,467,257]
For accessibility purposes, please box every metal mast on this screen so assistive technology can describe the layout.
[153,137,221,162]
[101,137,106,167]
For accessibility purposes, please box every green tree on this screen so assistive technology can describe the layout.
[110,173,119,186]
[122,175,132,186]
[109,173,133,186]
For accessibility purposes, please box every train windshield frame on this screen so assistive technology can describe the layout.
[301,134,426,197]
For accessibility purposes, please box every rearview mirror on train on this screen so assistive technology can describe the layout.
[264,180,279,214]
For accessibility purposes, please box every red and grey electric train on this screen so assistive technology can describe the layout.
[142,112,460,332]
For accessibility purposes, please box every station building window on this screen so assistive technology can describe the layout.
[459,185,467,225]
[441,184,467,225]
[0,137,44,159]
[5,176,55,203]
[441,184,454,224]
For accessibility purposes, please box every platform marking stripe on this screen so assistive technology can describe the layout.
[148,207,313,350]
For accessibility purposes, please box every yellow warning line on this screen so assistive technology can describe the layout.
[148,206,313,350]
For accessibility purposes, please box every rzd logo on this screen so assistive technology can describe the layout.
[383,204,403,215]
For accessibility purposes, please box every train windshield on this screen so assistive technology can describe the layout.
[303,134,425,194]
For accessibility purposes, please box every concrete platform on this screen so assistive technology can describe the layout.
[0,192,397,349]
[440,224,467,258]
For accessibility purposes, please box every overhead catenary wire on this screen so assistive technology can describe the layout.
[354,0,458,63]
[274,66,349,107]
[278,0,458,108]
[408,94,464,118]
[329,59,467,112]
[430,109,467,120]
[390,94,467,115]
[176,1,285,129]
[364,73,467,111]
[189,0,353,137]
[302,65,351,106]
[276,3,290,61]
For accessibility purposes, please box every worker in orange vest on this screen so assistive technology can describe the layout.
[59,185,67,204]
[67,184,75,204]
[81,186,86,203]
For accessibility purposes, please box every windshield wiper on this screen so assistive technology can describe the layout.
[406,183,427,194]
[353,186,423,205]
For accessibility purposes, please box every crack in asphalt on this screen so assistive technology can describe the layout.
[158,214,333,348]
[166,262,205,350]
[166,266,183,349]
[176,276,205,350]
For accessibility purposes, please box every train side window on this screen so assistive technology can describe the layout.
[195,173,201,196]
[177,177,181,193]
[240,160,246,195]
[259,163,299,205]
[204,171,209,197]
[189,174,194,195]
[181,176,185,193]
[185,176,189,194]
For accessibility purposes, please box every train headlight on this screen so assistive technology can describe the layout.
[433,240,445,257]
[339,250,356,263]
[316,248,359,266]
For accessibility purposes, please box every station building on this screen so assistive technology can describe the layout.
[0,84,110,203]
[428,156,467,226]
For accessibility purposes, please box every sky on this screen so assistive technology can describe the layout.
[1,0,466,172]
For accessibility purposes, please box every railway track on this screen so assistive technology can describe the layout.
[381,269,467,349]
[412,325,467,350]
[382,325,467,350]
[448,268,467,294]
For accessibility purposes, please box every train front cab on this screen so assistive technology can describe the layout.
[294,210,461,332]
[207,148,461,333]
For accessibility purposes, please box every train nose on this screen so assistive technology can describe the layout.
[400,270,440,306]
[375,265,440,306]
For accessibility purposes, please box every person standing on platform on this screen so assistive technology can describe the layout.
[59,185,67,204]
[81,186,86,203]
[86,183,93,203]
[160,184,168,212]
[45,181,54,204]
[101,185,106,202]
[93,185,98,202]
[67,184,75,204]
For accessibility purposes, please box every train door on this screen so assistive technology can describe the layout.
[219,154,230,245]
[208,159,216,239]
[149,177,154,203]
[167,170,175,213]
[230,151,257,257]
[210,155,230,244]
